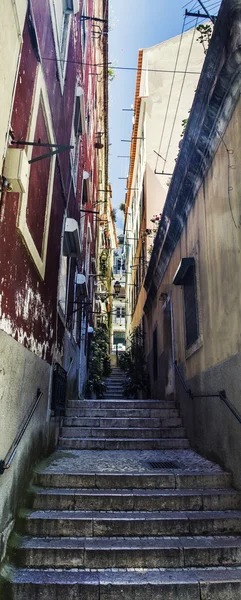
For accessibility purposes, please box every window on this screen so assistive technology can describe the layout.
[114,332,125,346]
[58,254,68,318]
[82,179,88,205]
[16,66,56,279]
[50,0,79,93]
[81,0,87,57]
[183,265,199,348]
[70,86,85,188]
[173,257,199,351]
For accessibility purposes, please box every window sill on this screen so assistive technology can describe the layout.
[185,334,203,360]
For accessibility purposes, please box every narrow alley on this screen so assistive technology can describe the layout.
[1,0,241,598]
[3,369,241,598]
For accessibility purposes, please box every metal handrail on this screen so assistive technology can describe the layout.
[174,361,241,425]
[0,388,43,475]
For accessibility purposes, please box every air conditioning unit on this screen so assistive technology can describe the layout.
[63,218,81,259]
[64,0,79,14]
[76,273,87,296]
[3,148,29,193]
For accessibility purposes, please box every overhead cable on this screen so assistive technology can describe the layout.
[155,13,186,173]
[163,17,199,168]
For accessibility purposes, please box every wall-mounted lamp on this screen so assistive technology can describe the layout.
[96,280,121,302]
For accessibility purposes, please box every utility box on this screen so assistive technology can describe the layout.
[3,148,29,193]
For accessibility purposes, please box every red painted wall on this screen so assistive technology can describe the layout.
[0,0,100,362]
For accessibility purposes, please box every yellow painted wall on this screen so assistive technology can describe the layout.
[0,0,27,169]
[146,94,241,382]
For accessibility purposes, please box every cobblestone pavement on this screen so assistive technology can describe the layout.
[36,449,225,474]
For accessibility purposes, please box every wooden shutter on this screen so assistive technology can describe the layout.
[183,265,199,348]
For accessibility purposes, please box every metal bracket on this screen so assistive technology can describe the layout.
[154,170,173,175]
[80,15,107,23]
[11,141,74,164]
[0,460,5,475]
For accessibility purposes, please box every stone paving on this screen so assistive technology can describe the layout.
[6,372,241,598]
[36,448,224,475]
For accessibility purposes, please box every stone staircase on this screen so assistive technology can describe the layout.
[59,367,189,450]
[104,366,125,399]
[3,372,241,598]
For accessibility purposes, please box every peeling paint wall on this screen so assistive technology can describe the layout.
[0,0,101,563]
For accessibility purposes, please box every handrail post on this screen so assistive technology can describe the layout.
[0,388,43,475]
[174,360,241,427]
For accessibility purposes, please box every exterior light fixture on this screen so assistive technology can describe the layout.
[113,280,121,295]
[96,280,121,302]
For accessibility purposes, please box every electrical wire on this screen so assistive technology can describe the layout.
[41,56,201,76]
[154,14,187,173]
[216,131,238,229]
[163,17,198,168]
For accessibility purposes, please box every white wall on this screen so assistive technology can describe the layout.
[0,0,27,170]
[142,28,205,196]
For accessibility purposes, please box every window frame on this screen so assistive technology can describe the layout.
[173,251,203,359]
[50,0,78,94]
[70,85,85,191]
[16,65,56,280]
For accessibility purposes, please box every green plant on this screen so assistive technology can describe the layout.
[108,67,115,81]
[86,323,111,398]
[119,327,149,398]
[111,208,117,222]
[99,249,109,278]
[119,202,125,212]
[196,23,212,54]
[181,117,189,137]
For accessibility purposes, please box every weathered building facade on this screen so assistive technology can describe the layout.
[144,0,241,488]
[0,0,109,563]
[124,31,205,342]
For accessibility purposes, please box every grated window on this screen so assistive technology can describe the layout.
[148,461,179,469]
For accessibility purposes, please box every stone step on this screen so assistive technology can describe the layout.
[22,509,241,538]
[67,400,172,409]
[34,471,232,490]
[14,535,241,568]
[105,382,125,386]
[8,566,241,600]
[59,427,186,439]
[105,380,125,384]
[65,407,180,418]
[104,390,123,394]
[105,385,125,389]
[33,487,241,512]
[63,416,183,428]
[58,437,190,450]
[103,395,124,399]
[105,383,125,387]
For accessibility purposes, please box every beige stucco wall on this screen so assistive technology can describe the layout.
[0,0,27,170]
[154,94,241,380]
[146,93,241,381]
[145,94,241,485]
[127,29,205,340]
[142,29,205,195]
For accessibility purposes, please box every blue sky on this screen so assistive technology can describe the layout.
[108,0,221,233]
[108,0,188,233]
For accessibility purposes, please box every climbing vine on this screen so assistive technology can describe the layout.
[86,323,112,398]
